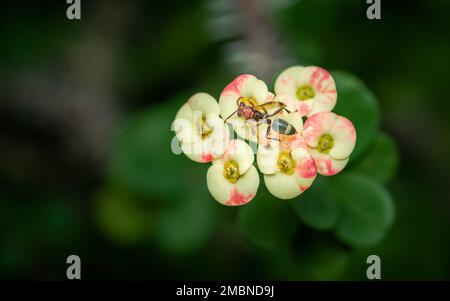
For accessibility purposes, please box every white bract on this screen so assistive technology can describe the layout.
[207,139,259,206]
[173,93,229,163]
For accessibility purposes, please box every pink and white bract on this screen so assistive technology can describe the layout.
[275,66,337,117]
[206,139,259,206]
[302,111,356,176]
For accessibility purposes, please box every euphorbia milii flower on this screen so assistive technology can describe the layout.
[302,111,356,176]
[274,66,337,117]
[257,135,317,200]
[219,74,271,142]
[173,67,360,204]
[257,116,316,199]
[207,139,259,206]
[173,93,229,163]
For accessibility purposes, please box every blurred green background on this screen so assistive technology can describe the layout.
[1,0,449,280]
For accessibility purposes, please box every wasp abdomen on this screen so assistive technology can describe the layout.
[271,118,296,135]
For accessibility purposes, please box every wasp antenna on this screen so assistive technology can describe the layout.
[224,110,237,123]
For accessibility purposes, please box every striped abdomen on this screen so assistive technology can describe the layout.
[271,118,296,135]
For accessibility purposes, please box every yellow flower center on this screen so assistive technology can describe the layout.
[200,117,213,139]
[296,85,315,101]
[277,151,295,175]
[223,160,240,183]
[317,134,334,154]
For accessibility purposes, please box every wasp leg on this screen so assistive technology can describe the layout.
[252,119,268,145]
[245,120,264,145]
[266,125,281,142]
[249,120,257,137]
[255,120,264,144]
[266,107,292,118]
[266,119,281,147]
[255,119,279,147]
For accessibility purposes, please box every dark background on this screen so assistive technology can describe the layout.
[0,0,449,280]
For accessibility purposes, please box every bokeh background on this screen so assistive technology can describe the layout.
[1,0,449,280]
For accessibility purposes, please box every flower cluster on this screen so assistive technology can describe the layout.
[172,66,356,205]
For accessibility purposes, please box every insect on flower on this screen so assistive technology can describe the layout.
[172,66,358,205]
[223,96,298,144]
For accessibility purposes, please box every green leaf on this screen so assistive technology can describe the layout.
[259,249,303,280]
[237,191,298,251]
[154,185,217,255]
[108,96,195,199]
[291,177,340,230]
[351,132,399,183]
[330,172,395,247]
[332,71,380,163]
[295,239,350,280]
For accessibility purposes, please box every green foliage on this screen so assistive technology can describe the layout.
[292,177,339,230]
[238,189,299,251]
[154,184,217,255]
[261,237,350,280]
[293,173,395,248]
[295,239,350,280]
[352,132,399,183]
[331,172,395,247]
[332,71,381,163]
[108,96,193,199]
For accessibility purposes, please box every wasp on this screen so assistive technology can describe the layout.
[224,97,297,142]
